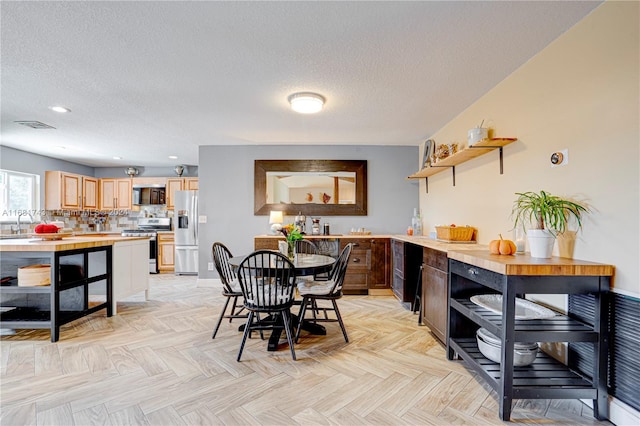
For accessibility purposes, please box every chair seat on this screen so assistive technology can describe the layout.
[226,278,241,293]
[297,279,336,296]
[245,286,293,307]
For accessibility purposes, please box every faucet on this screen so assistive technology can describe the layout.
[15,212,34,235]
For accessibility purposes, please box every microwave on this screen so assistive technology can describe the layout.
[132,185,166,205]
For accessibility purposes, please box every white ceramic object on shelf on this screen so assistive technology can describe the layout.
[470,294,556,320]
[476,328,539,366]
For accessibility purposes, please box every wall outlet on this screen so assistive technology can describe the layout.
[199,215,207,223]
[207,262,214,271]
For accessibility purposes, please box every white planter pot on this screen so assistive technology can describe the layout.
[527,229,556,258]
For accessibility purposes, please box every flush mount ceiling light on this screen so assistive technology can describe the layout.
[168,155,178,159]
[288,92,325,114]
[113,156,122,160]
[50,106,71,113]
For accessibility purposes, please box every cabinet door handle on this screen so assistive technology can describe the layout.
[468,268,479,276]
[352,243,359,247]
[352,258,360,263]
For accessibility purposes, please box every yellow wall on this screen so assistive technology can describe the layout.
[420,1,639,294]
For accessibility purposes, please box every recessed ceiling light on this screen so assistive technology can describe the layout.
[113,156,122,160]
[50,106,71,113]
[168,155,178,159]
[56,146,66,150]
[288,92,325,114]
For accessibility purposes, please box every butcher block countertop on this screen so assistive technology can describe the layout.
[448,250,614,276]
[391,235,485,252]
[0,235,149,252]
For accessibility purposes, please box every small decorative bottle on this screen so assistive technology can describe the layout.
[411,208,423,236]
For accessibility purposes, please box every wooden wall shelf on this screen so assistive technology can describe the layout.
[408,138,517,192]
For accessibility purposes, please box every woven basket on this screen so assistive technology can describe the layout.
[436,226,475,242]
[18,264,51,286]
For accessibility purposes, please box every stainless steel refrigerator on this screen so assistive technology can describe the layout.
[174,190,198,275]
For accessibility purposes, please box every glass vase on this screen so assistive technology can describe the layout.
[287,240,295,261]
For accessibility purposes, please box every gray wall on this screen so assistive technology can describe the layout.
[95,166,198,178]
[198,145,419,278]
[0,146,95,207]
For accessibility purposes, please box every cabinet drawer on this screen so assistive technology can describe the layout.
[157,233,174,242]
[423,247,447,271]
[343,239,372,250]
[254,238,279,250]
[449,259,504,291]
[346,249,371,271]
[344,272,369,293]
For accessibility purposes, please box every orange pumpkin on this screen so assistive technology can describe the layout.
[489,234,517,255]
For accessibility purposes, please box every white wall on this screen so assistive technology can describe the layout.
[419,1,639,295]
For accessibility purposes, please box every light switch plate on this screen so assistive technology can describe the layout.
[198,215,207,223]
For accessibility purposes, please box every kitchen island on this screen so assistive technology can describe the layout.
[445,250,614,421]
[0,235,149,341]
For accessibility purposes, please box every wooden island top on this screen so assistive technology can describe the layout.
[0,235,149,252]
[448,249,614,276]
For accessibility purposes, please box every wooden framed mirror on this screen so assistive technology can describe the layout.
[254,160,367,216]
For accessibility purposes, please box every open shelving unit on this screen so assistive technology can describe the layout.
[0,246,113,342]
[408,138,517,192]
[446,254,611,421]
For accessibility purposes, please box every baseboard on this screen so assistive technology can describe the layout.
[197,278,220,288]
[580,397,640,425]
[368,289,393,296]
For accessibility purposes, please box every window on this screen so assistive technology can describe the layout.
[0,169,40,222]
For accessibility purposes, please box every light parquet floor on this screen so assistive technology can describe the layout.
[1,274,612,425]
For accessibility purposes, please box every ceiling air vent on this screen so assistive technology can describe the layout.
[14,121,56,129]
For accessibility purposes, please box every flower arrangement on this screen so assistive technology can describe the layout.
[281,224,303,260]
[281,224,303,243]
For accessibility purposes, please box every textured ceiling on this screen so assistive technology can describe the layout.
[0,1,601,167]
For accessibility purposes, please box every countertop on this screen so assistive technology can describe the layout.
[0,235,149,252]
[391,235,485,252]
[256,234,391,239]
[447,249,614,276]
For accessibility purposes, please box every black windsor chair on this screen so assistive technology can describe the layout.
[294,243,353,343]
[236,250,298,361]
[211,242,247,339]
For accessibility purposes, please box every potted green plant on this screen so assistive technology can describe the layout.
[512,190,589,258]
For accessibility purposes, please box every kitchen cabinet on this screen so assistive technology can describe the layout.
[157,232,175,272]
[99,178,132,210]
[166,178,198,209]
[184,178,199,190]
[391,240,422,303]
[446,250,612,421]
[422,246,448,343]
[45,171,98,211]
[408,138,516,192]
[166,178,183,210]
[254,236,390,295]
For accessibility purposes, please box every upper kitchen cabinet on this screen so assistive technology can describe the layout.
[166,178,198,209]
[184,178,198,190]
[45,171,98,210]
[99,178,132,210]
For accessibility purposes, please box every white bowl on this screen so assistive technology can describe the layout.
[476,328,538,366]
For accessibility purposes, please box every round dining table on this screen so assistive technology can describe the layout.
[228,253,336,351]
[228,253,335,276]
